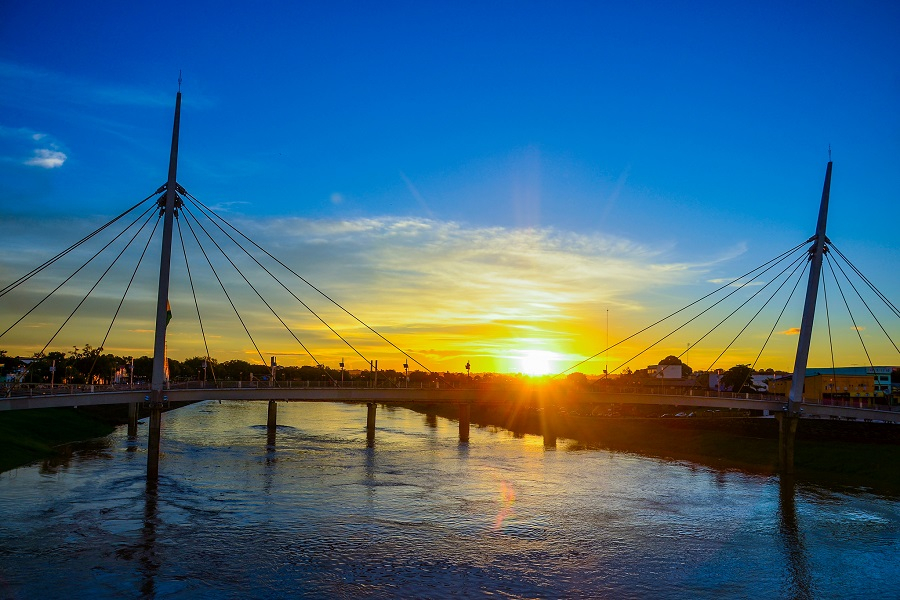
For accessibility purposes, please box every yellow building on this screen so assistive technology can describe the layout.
[770,366,895,404]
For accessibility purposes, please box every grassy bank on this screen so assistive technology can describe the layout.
[0,402,202,474]
[0,408,115,473]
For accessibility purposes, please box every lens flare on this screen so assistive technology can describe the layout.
[493,480,517,530]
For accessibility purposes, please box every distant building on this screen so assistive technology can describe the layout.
[770,366,895,403]
[650,364,682,379]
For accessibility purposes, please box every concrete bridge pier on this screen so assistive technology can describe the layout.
[543,421,557,449]
[776,413,799,474]
[541,403,557,449]
[267,400,277,431]
[127,402,139,437]
[366,403,377,447]
[458,403,470,443]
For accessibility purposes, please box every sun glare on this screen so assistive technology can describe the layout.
[518,350,557,376]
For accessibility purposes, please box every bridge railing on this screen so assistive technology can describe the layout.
[1,378,462,397]
[181,379,455,390]
[4,380,897,413]
[1,382,153,398]
[589,385,783,403]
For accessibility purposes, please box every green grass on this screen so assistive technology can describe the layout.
[0,408,115,473]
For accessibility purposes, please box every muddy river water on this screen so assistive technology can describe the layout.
[0,400,897,598]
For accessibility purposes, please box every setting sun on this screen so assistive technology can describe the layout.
[517,350,558,376]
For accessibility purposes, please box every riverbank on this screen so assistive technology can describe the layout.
[0,402,197,474]
[0,408,115,473]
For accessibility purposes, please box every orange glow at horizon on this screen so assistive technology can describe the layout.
[0,216,887,375]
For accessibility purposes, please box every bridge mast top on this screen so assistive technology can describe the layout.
[150,87,182,398]
[788,161,832,413]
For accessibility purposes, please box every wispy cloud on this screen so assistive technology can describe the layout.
[0,125,67,168]
[1,213,825,373]
[399,171,434,218]
[235,216,712,345]
[24,148,67,168]
[1,214,714,369]
[780,327,801,335]
[0,60,184,108]
[203,200,252,213]
[707,277,764,287]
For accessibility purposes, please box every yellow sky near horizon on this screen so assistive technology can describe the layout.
[1,215,896,375]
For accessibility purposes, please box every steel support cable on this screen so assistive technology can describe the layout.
[699,251,809,373]
[184,191,418,373]
[743,259,809,388]
[176,217,217,382]
[822,259,838,386]
[827,252,900,356]
[0,190,160,299]
[181,199,372,370]
[824,254,876,370]
[829,243,900,319]
[559,241,809,376]
[179,205,324,371]
[87,216,162,382]
[180,212,268,367]
[0,191,160,299]
[183,190,434,374]
[34,209,160,360]
[0,203,159,341]
[612,249,806,377]
[181,201,364,370]
[704,254,808,392]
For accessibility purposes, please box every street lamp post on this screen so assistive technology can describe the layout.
[270,356,276,388]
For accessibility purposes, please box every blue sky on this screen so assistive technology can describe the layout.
[1,1,898,374]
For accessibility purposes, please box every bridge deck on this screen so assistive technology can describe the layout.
[2,386,898,423]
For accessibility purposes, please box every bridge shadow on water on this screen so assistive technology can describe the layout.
[405,402,900,497]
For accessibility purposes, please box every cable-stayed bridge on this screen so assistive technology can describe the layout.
[2,92,899,479]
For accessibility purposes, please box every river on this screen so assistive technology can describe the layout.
[0,400,897,599]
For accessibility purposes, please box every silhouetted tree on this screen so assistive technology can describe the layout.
[720,364,757,393]
[566,372,589,387]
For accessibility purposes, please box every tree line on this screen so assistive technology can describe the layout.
[2,346,782,391]
[0,346,472,386]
